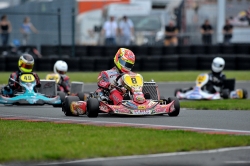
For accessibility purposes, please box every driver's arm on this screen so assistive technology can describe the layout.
[33,72,41,88]
[97,71,110,89]
[8,72,18,89]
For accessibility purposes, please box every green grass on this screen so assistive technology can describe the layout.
[0,71,250,84]
[181,99,250,110]
[0,120,250,163]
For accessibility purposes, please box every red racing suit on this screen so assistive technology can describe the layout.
[7,71,41,93]
[97,67,129,105]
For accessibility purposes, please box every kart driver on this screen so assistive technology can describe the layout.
[52,60,71,94]
[1,53,41,96]
[97,48,135,105]
[206,57,226,93]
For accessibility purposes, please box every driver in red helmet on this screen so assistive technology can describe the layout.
[97,48,135,105]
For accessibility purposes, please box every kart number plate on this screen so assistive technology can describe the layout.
[20,74,35,83]
[133,110,150,115]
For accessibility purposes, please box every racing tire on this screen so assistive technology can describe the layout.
[221,89,230,99]
[86,98,99,118]
[77,92,86,101]
[63,96,80,116]
[53,92,66,107]
[243,89,248,99]
[168,97,180,117]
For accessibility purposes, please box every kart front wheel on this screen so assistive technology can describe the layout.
[243,89,248,99]
[63,96,80,116]
[168,97,180,117]
[221,89,230,99]
[86,98,99,118]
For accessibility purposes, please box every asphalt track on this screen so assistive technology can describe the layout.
[0,82,250,166]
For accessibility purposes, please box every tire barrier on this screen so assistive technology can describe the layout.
[221,55,236,70]
[1,44,250,57]
[160,56,179,71]
[206,45,220,54]
[236,56,250,70]
[197,56,215,70]
[148,46,163,56]
[1,54,249,71]
[179,56,197,70]
[191,45,206,54]
[163,46,177,55]
[141,56,161,71]
[0,57,5,71]
[79,57,95,71]
[177,46,191,54]
[235,45,250,54]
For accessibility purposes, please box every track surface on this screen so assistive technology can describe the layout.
[1,82,250,166]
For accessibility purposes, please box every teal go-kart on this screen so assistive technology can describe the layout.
[0,73,65,106]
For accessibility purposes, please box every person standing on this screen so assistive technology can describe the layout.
[101,16,118,46]
[119,16,134,46]
[20,16,38,45]
[164,21,179,46]
[0,15,12,46]
[223,19,233,44]
[200,19,213,45]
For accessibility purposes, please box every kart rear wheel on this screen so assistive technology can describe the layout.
[168,97,180,117]
[221,89,230,99]
[86,98,99,118]
[77,92,86,101]
[53,91,66,107]
[243,89,248,99]
[63,96,80,116]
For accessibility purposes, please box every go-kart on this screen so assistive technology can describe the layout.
[0,73,64,106]
[175,73,248,100]
[45,73,87,101]
[62,73,180,117]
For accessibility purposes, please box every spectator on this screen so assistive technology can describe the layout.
[20,16,38,45]
[164,21,178,46]
[0,15,12,47]
[223,19,233,44]
[119,16,134,46]
[200,19,213,45]
[101,16,118,46]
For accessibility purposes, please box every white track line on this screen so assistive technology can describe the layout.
[1,114,250,134]
[37,146,250,165]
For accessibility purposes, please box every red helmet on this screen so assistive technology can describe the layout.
[114,48,135,73]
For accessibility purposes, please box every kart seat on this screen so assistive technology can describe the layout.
[224,79,235,91]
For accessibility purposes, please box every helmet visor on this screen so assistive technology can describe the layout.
[20,63,33,69]
[119,58,134,70]
[57,69,66,75]
[213,62,224,68]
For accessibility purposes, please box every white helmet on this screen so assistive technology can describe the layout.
[54,60,68,75]
[211,57,225,73]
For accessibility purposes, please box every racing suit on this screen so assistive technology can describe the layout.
[205,71,226,93]
[97,67,128,105]
[1,71,41,96]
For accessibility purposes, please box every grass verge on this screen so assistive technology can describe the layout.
[180,99,250,110]
[0,71,249,84]
[1,120,250,163]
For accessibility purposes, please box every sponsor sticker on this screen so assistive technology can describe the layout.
[133,110,151,115]
[137,105,146,110]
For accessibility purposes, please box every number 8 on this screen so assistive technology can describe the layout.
[131,78,137,84]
